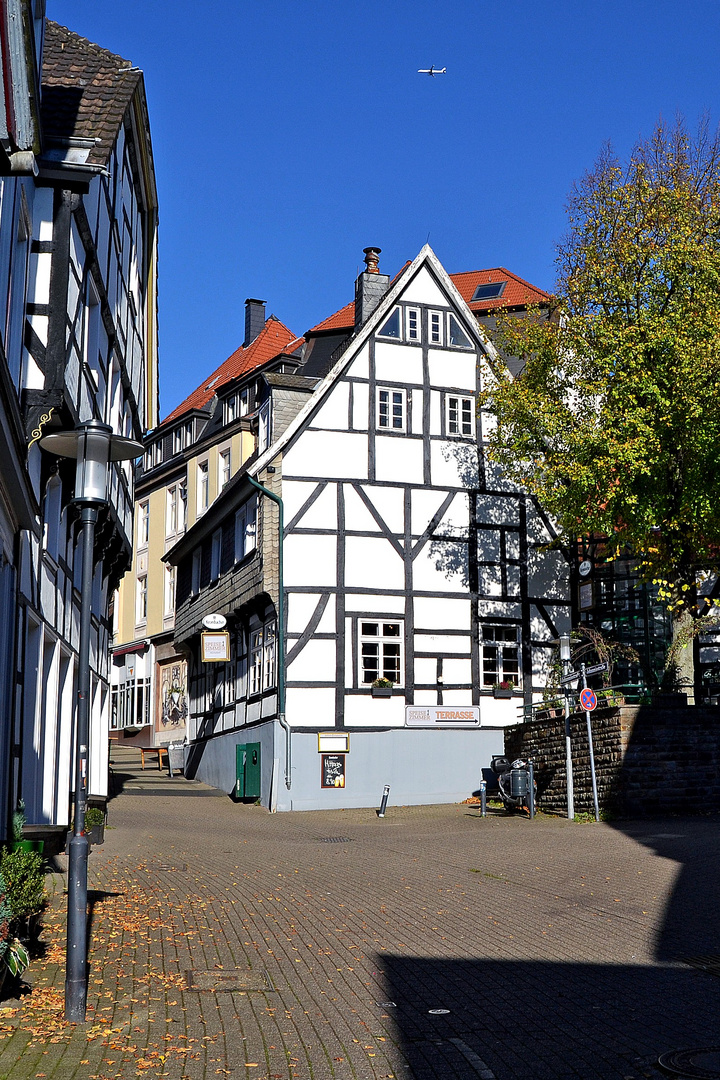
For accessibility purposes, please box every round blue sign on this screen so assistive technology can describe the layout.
[580,688,597,712]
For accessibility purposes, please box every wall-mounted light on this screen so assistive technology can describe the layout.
[40,419,144,504]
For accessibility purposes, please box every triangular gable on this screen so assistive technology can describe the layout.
[251,245,502,477]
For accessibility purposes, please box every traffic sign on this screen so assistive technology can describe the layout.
[585,662,609,676]
[580,687,597,712]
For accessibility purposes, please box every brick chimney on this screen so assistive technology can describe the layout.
[244,298,266,347]
[354,247,390,330]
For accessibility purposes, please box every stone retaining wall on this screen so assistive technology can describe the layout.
[504,703,720,815]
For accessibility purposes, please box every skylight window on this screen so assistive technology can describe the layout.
[471,281,506,302]
[206,376,220,390]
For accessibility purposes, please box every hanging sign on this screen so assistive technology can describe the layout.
[321,754,346,788]
[202,613,227,630]
[580,687,597,712]
[201,631,230,662]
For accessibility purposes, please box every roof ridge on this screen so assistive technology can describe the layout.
[45,20,132,68]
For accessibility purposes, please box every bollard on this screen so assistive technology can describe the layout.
[479,780,487,817]
[377,784,390,818]
[527,761,535,819]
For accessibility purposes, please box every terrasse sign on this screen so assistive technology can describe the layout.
[405,706,480,728]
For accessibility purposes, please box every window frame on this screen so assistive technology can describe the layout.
[197,459,209,514]
[218,447,231,490]
[376,386,407,433]
[210,528,222,581]
[359,620,404,687]
[377,305,402,340]
[249,617,277,696]
[428,309,444,346]
[136,574,148,625]
[447,312,474,349]
[137,500,149,547]
[445,393,475,438]
[481,624,521,688]
[405,306,420,342]
[234,495,257,562]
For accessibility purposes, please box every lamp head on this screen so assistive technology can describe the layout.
[39,419,144,505]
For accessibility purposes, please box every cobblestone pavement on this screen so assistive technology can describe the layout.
[1,747,719,1080]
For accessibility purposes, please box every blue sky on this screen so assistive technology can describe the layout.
[49,0,720,421]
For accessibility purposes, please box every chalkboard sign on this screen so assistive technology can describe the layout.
[321,753,346,788]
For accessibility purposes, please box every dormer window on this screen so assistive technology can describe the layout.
[240,388,250,416]
[378,307,401,339]
[225,395,237,423]
[471,281,506,302]
[173,427,183,454]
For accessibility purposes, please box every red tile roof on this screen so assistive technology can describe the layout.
[306,266,550,336]
[160,317,298,426]
[451,267,550,312]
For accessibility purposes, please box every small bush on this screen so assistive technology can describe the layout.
[0,872,10,962]
[84,807,105,828]
[0,848,46,921]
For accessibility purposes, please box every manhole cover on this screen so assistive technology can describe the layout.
[682,956,720,978]
[186,969,273,993]
[658,1048,720,1078]
[316,836,354,843]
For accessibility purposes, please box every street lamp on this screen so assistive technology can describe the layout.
[39,419,143,1022]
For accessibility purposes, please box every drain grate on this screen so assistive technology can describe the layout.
[682,956,720,978]
[658,1047,720,1078]
[153,863,187,872]
[316,836,354,843]
[186,969,274,993]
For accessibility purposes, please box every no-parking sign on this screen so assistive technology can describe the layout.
[580,687,597,712]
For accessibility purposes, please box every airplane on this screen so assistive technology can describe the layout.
[418,66,446,77]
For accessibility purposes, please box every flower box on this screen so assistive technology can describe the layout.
[371,687,392,698]
[493,686,513,699]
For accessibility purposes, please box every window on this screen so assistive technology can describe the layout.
[197,460,209,514]
[219,448,231,490]
[225,395,237,423]
[211,528,222,580]
[446,395,474,437]
[138,501,149,547]
[111,673,151,730]
[191,549,201,595]
[377,387,406,432]
[250,618,277,695]
[136,575,148,624]
[471,281,506,302]
[448,313,472,348]
[179,482,187,533]
[428,310,444,345]
[482,625,521,687]
[173,427,183,455]
[235,496,257,561]
[166,486,177,536]
[406,307,420,341]
[153,440,163,466]
[240,388,250,416]
[43,476,63,561]
[378,307,401,339]
[164,565,176,618]
[360,621,403,685]
[185,420,193,446]
[258,400,271,452]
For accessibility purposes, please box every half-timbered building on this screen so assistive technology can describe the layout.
[1,19,158,834]
[166,246,571,810]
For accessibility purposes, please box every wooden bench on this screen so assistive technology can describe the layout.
[139,746,168,771]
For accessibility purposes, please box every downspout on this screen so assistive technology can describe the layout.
[248,475,291,792]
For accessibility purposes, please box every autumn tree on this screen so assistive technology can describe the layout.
[483,118,720,692]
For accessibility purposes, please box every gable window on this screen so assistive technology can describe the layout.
[378,307,401,339]
[235,495,257,561]
[360,621,403,686]
[211,528,222,581]
[482,625,521,688]
[406,307,420,341]
[197,460,209,514]
[446,395,474,437]
[376,387,406,432]
[429,310,443,345]
[448,313,473,348]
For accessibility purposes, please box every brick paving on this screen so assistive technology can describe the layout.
[1,746,719,1079]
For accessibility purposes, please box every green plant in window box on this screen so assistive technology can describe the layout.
[493,679,515,699]
[84,807,105,846]
[11,800,43,854]
[371,677,393,697]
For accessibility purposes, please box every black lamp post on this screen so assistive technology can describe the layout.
[40,419,143,1022]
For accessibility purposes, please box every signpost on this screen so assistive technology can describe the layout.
[558,651,606,823]
[580,663,600,822]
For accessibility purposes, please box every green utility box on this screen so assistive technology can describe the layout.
[235,742,261,800]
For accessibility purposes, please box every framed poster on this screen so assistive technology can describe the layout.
[579,581,594,611]
[321,754,346,788]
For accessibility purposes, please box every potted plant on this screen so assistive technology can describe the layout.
[0,847,46,943]
[84,807,105,845]
[11,800,43,854]
[493,680,514,699]
[371,677,393,698]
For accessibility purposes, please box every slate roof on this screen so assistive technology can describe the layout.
[307,266,550,335]
[160,317,300,427]
[40,21,142,166]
